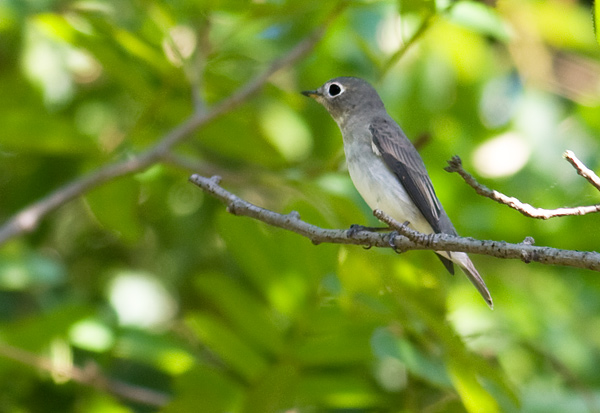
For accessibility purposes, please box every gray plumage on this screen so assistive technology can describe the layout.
[302,76,493,308]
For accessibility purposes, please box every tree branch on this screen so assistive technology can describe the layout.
[188,174,600,272]
[0,8,342,246]
[0,340,169,407]
[445,154,600,219]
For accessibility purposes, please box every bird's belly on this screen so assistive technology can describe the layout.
[346,153,434,234]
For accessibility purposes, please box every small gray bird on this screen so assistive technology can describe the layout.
[302,76,493,308]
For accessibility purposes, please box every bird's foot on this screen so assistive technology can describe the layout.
[347,224,389,237]
[387,231,405,254]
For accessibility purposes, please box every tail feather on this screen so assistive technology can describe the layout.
[449,252,493,309]
[436,254,455,275]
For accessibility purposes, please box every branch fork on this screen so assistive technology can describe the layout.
[445,152,600,219]
[188,174,600,272]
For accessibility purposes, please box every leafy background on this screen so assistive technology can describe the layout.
[1,0,600,412]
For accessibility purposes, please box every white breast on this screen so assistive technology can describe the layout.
[343,136,434,235]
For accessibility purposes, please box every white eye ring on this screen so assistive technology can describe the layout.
[326,82,344,97]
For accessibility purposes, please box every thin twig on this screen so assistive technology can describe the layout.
[188,174,600,271]
[0,10,341,246]
[445,155,600,219]
[0,341,169,407]
[563,150,600,191]
[191,19,212,113]
[378,10,437,81]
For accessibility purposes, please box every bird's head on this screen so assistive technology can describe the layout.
[302,77,385,125]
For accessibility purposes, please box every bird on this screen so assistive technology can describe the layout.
[302,76,493,308]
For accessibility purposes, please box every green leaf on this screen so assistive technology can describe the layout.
[297,373,380,409]
[595,0,600,46]
[0,252,65,291]
[448,359,500,413]
[164,365,243,413]
[241,362,298,413]
[185,312,269,382]
[398,0,436,17]
[85,177,143,243]
[216,210,335,316]
[446,1,512,41]
[371,327,451,387]
[199,106,288,168]
[1,303,93,352]
[259,101,313,163]
[113,329,195,375]
[194,272,285,355]
[294,324,373,367]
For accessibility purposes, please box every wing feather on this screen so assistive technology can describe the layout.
[369,116,455,236]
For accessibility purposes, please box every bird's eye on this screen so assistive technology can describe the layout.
[327,83,343,97]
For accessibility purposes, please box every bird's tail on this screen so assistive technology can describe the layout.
[451,252,493,309]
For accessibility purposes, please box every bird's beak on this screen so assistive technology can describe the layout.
[301,89,320,98]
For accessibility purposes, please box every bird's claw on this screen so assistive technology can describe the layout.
[347,224,365,238]
[347,224,389,237]
[387,231,403,253]
[347,225,386,250]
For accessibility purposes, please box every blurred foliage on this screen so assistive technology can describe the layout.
[1,0,600,412]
